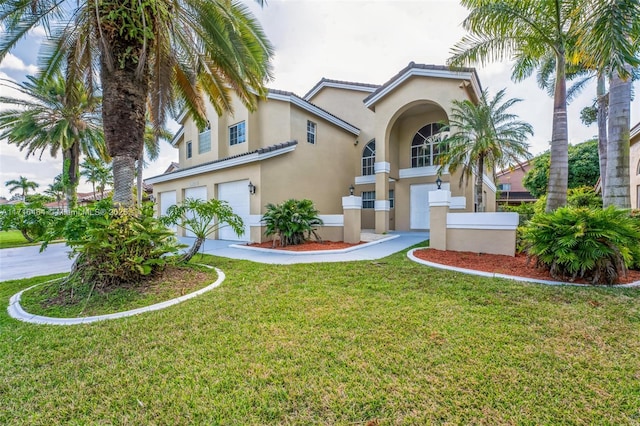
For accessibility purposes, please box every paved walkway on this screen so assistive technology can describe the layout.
[0,232,430,281]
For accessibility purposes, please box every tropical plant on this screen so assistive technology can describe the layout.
[55,200,183,288]
[449,0,583,212]
[0,0,273,207]
[437,88,533,212]
[0,74,106,209]
[576,0,640,208]
[523,139,600,198]
[80,158,113,200]
[0,201,57,242]
[162,198,244,263]
[262,199,324,247]
[521,206,640,284]
[137,123,172,206]
[5,176,39,200]
[44,175,66,209]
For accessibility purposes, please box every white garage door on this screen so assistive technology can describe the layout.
[410,182,449,230]
[184,186,207,237]
[218,180,250,241]
[159,191,177,232]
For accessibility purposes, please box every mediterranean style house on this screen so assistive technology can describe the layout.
[632,121,640,209]
[146,62,497,242]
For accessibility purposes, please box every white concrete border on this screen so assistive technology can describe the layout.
[231,234,399,255]
[7,266,225,325]
[407,248,640,288]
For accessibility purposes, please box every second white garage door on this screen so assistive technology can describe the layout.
[218,180,250,241]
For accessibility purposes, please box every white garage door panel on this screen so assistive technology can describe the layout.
[184,186,207,237]
[218,180,250,241]
[159,191,177,232]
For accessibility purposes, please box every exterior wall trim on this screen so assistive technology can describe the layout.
[170,126,184,147]
[374,200,390,211]
[446,212,518,230]
[355,175,376,185]
[304,80,377,101]
[482,173,497,192]
[146,144,296,184]
[374,162,391,174]
[267,92,360,135]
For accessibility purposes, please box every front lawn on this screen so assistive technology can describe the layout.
[1,249,639,424]
[0,229,38,249]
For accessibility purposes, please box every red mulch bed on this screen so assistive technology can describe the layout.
[246,240,364,252]
[413,248,640,285]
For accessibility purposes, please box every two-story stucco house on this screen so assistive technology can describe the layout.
[631,121,640,209]
[146,62,498,242]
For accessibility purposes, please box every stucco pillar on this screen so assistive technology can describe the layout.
[374,161,390,234]
[428,189,451,251]
[342,196,362,244]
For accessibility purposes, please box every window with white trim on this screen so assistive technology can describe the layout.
[498,183,512,191]
[199,122,211,153]
[362,139,375,176]
[229,121,246,146]
[389,189,395,209]
[411,123,445,167]
[362,191,375,209]
[307,120,316,144]
[186,141,192,159]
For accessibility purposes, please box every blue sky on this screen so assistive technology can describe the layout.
[1,0,639,198]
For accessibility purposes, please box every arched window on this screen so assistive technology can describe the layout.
[411,123,445,168]
[362,139,376,176]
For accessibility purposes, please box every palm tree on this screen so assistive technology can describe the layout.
[44,175,66,209]
[80,158,113,200]
[5,176,39,200]
[449,0,582,212]
[576,0,640,208]
[437,88,533,212]
[0,0,273,207]
[0,74,106,209]
[136,123,172,206]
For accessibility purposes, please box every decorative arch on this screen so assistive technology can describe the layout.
[411,123,444,168]
[362,139,376,176]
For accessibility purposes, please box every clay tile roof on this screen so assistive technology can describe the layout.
[303,77,381,100]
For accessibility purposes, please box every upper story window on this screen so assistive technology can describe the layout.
[498,183,512,191]
[229,121,246,146]
[362,139,375,176]
[307,120,316,144]
[186,141,193,159]
[199,122,211,153]
[411,123,445,168]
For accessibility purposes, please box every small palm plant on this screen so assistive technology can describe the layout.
[262,199,323,247]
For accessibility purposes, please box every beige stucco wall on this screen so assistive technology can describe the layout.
[447,228,516,256]
[631,129,640,209]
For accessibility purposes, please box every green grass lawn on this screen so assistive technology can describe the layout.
[1,248,639,424]
[0,229,38,249]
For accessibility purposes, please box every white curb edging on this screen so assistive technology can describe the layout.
[407,248,640,288]
[7,266,225,325]
[230,234,400,255]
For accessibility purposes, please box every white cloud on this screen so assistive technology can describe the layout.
[0,53,38,74]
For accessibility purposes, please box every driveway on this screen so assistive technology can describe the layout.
[0,243,74,281]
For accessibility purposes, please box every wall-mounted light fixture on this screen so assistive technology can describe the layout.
[436,176,442,190]
[354,140,359,146]
[349,184,355,196]
[248,181,256,195]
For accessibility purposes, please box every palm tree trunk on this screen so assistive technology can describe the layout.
[603,66,631,208]
[101,57,147,207]
[68,141,80,209]
[596,72,608,198]
[476,156,484,212]
[545,53,569,212]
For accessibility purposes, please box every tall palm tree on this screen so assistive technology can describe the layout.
[136,123,172,206]
[449,0,582,212]
[80,158,112,199]
[437,88,533,212]
[45,175,66,209]
[5,176,39,200]
[576,0,640,208]
[0,0,273,206]
[0,74,106,209]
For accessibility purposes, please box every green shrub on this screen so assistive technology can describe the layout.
[521,206,640,284]
[0,202,59,242]
[262,199,323,246]
[502,203,536,226]
[58,200,182,288]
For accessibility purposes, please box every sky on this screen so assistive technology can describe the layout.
[1,0,639,199]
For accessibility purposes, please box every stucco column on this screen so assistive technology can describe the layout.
[342,196,362,244]
[374,161,390,234]
[428,189,451,251]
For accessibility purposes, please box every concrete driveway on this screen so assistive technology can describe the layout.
[0,243,74,281]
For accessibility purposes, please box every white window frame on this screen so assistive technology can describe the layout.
[186,141,193,159]
[229,121,246,146]
[307,120,317,144]
[362,191,375,209]
[362,140,375,176]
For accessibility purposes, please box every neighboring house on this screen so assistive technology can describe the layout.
[146,62,497,242]
[495,161,536,205]
[632,121,640,209]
